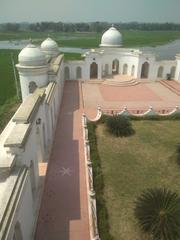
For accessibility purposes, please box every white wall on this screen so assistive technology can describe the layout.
[0,55,65,240]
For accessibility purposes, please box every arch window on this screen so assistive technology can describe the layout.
[157,66,164,78]
[170,66,176,78]
[90,62,98,79]
[29,81,37,94]
[131,65,135,76]
[141,62,149,79]
[123,64,128,75]
[76,67,82,79]
[112,59,119,75]
[64,66,70,80]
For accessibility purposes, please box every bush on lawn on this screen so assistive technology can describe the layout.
[106,115,135,137]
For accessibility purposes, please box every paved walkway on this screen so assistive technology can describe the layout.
[35,81,90,240]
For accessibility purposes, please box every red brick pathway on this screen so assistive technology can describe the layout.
[35,81,90,240]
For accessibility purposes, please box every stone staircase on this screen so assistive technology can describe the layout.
[103,75,139,87]
[160,80,180,96]
[84,75,139,87]
[83,79,104,84]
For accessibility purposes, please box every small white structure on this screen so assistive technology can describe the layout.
[64,26,180,82]
[0,27,180,240]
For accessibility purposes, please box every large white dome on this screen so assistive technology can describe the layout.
[18,44,47,66]
[41,37,59,57]
[100,26,123,48]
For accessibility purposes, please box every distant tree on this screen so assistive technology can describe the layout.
[4,23,20,32]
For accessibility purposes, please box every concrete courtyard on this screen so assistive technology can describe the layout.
[81,78,180,117]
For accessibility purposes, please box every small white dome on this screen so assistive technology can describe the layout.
[100,26,123,48]
[18,44,47,66]
[41,38,59,57]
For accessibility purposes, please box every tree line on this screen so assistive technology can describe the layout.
[1,21,180,32]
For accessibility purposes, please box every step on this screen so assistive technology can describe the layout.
[160,80,180,96]
[85,79,104,84]
[103,78,139,87]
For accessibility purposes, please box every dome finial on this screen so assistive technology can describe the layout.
[29,38,32,44]
[112,24,114,27]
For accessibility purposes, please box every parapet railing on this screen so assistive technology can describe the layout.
[82,114,100,240]
[0,166,28,240]
[85,106,180,121]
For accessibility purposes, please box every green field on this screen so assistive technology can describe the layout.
[89,120,180,240]
[0,50,20,132]
[1,30,180,48]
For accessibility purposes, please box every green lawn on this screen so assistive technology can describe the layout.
[62,52,84,61]
[90,120,180,240]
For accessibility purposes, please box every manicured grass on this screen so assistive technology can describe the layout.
[89,120,180,240]
[62,52,84,61]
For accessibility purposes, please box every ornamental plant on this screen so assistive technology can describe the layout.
[106,115,134,137]
[134,188,180,240]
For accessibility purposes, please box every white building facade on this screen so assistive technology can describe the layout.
[64,26,179,82]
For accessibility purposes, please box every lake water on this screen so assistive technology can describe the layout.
[140,40,180,60]
[0,39,180,60]
[0,40,87,53]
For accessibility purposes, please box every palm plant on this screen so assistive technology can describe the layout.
[134,188,180,240]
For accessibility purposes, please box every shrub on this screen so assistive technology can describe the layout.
[87,122,114,240]
[176,143,180,165]
[106,115,135,137]
[134,188,180,240]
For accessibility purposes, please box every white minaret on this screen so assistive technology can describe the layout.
[41,37,60,58]
[16,44,48,101]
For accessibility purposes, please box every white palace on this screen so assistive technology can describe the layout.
[0,26,180,239]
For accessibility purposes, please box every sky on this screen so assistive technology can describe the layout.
[0,0,180,23]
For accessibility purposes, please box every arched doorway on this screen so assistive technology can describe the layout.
[131,65,135,76]
[141,62,149,78]
[13,222,23,240]
[123,64,128,75]
[29,81,37,94]
[64,66,70,80]
[170,66,176,79]
[76,67,82,79]
[157,66,164,78]
[90,62,98,79]
[112,59,119,75]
